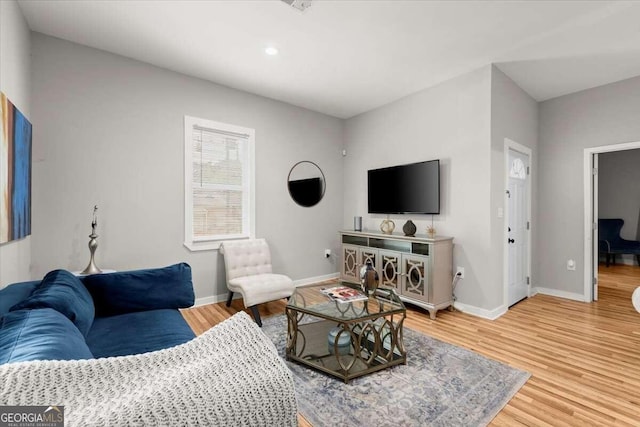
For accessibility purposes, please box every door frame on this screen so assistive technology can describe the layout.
[592,153,599,302]
[583,140,640,302]
[503,138,532,308]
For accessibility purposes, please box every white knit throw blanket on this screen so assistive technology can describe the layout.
[0,311,297,426]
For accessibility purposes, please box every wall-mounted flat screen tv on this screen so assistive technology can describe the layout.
[368,159,440,214]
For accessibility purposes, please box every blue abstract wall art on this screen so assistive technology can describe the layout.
[1,92,32,244]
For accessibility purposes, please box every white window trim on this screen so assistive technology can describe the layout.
[183,115,255,251]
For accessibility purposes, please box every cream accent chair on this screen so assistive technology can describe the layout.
[220,238,294,327]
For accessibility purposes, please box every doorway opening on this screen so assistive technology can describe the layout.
[583,141,640,302]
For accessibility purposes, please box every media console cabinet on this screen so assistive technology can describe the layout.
[340,230,453,319]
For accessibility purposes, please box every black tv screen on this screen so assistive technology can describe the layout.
[368,160,440,214]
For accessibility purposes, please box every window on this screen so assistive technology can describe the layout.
[184,116,255,251]
[509,158,526,180]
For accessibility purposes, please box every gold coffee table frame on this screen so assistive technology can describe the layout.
[285,284,407,383]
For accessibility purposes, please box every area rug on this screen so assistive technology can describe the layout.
[261,315,530,427]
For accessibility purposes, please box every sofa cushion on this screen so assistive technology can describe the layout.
[0,308,94,364]
[0,281,39,317]
[86,309,195,358]
[81,263,195,316]
[11,270,95,337]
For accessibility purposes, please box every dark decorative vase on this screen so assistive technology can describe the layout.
[403,220,417,236]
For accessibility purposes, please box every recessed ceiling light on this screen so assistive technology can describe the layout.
[265,46,279,56]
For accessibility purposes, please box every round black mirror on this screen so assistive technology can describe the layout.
[287,161,325,207]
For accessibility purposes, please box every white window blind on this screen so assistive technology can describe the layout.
[184,116,255,251]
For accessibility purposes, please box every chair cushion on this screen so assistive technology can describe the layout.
[609,240,640,253]
[0,308,94,364]
[228,273,294,307]
[86,309,195,358]
[11,270,95,337]
[81,263,195,316]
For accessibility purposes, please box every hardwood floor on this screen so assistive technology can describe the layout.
[181,265,640,426]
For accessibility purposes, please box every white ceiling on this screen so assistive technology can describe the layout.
[17,0,640,119]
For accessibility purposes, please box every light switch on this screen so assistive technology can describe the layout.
[497,208,504,218]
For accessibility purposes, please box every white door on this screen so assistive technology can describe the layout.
[507,149,530,306]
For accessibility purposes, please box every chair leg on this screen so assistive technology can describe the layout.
[226,291,234,307]
[636,254,640,266]
[249,305,262,327]
[612,254,616,265]
[605,253,610,267]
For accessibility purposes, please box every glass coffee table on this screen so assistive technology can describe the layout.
[285,283,406,383]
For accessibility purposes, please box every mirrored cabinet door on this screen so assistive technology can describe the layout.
[379,250,401,292]
[401,254,429,303]
[342,245,359,282]
[361,248,378,269]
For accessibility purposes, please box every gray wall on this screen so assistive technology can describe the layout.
[343,65,497,313]
[490,66,539,307]
[539,75,640,296]
[0,0,31,287]
[17,19,640,311]
[30,33,344,301]
[598,149,640,263]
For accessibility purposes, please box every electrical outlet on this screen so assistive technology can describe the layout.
[324,249,331,258]
[456,267,465,279]
[567,259,576,271]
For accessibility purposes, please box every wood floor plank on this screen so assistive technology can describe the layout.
[181,264,640,426]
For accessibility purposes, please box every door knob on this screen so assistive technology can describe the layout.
[508,238,515,244]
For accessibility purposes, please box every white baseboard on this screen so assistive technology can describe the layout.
[599,254,638,266]
[192,272,340,307]
[293,272,339,287]
[453,301,507,320]
[451,284,588,320]
[193,293,233,307]
[452,285,589,320]
[532,287,587,302]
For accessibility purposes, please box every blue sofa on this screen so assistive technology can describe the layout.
[0,263,196,364]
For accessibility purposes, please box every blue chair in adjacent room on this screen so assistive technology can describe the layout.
[598,218,640,267]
